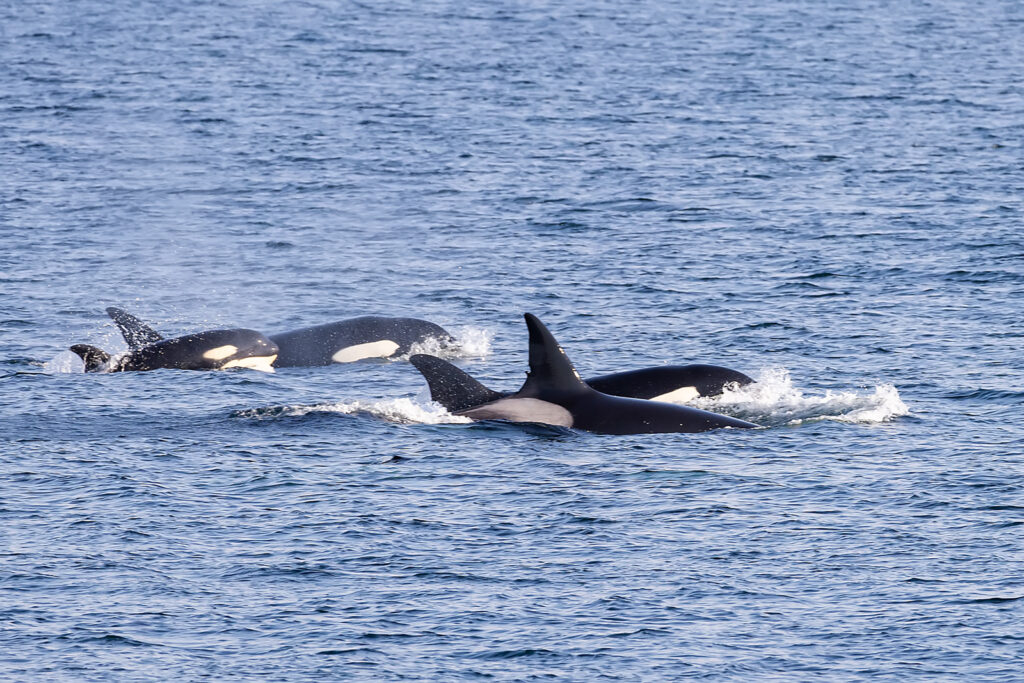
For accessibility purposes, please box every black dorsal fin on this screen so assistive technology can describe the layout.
[410,354,505,412]
[519,313,587,397]
[70,344,111,372]
[106,307,164,349]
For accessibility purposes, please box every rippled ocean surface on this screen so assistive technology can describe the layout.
[3,0,1023,679]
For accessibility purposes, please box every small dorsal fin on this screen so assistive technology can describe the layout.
[519,313,587,397]
[410,354,504,412]
[70,344,111,372]
[106,307,164,349]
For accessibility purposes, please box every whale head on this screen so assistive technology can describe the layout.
[182,329,279,372]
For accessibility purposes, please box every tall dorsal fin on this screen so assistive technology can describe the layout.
[519,313,587,397]
[409,354,505,412]
[106,307,164,349]
[70,344,111,372]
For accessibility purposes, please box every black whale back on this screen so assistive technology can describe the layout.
[269,316,454,367]
[586,364,754,400]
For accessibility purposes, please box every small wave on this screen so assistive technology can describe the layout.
[234,398,471,425]
[223,563,337,580]
[691,367,909,427]
[944,269,1023,284]
[316,647,385,656]
[472,647,558,660]
[945,389,1024,402]
[959,595,1023,605]
[73,633,156,647]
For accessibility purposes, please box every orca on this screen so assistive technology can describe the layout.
[411,356,753,412]
[268,316,455,367]
[70,307,279,372]
[586,365,752,403]
[102,307,456,368]
[411,314,759,434]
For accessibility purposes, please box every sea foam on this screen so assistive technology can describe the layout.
[235,398,471,425]
[401,325,493,361]
[691,367,909,427]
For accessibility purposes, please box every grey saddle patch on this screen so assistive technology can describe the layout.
[459,398,574,428]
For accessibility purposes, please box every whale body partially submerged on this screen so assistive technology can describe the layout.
[411,314,759,434]
[268,316,455,367]
[102,307,455,368]
[71,308,278,373]
[411,355,753,413]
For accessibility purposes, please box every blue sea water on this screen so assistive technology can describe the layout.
[2,0,1023,679]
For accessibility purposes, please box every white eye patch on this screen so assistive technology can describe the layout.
[203,345,239,360]
[331,340,400,363]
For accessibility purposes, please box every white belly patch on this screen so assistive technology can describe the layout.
[460,398,574,428]
[221,354,277,373]
[650,386,700,404]
[331,340,400,363]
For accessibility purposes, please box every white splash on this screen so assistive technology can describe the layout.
[691,367,909,426]
[402,326,493,361]
[346,398,470,424]
[450,326,493,359]
[44,351,85,374]
[44,349,129,374]
[238,398,471,425]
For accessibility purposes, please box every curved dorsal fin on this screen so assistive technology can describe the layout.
[518,313,587,397]
[409,354,505,412]
[70,344,111,372]
[106,307,164,349]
